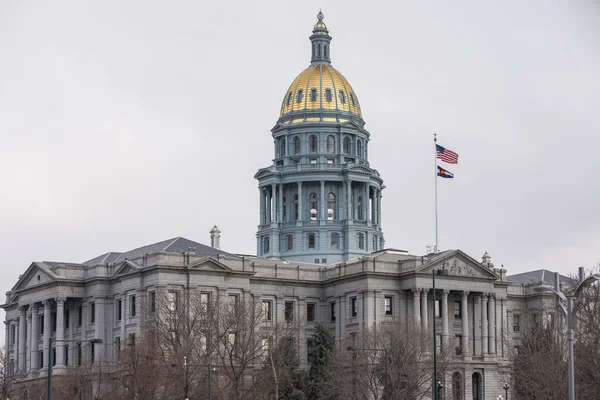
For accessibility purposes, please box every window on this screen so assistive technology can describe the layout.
[357,196,363,220]
[452,372,463,400]
[90,343,95,364]
[308,233,316,249]
[513,314,521,332]
[435,299,442,318]
[309,135,318,152]
[307,303,315,322]
[283,196,287,220]
[39,351,43,369]
[294,137,301,154]
[339,90,346,103]
[343,137,351,154]
[455,335,463,355]
[351,297,357,317]
[149,291,156,313]
[228,295,239,313]
[350,93,355,106]
[356,233,364,249]
[200,293,211,312]
[64,309,70,330]
[279,138,286,157]
[327,193,335,220]
[330,302,336,321]
[385,296,393,315]
[294,194,299,220]
[357,140,362,157]
[78,305,82,326]
[286,234,294,251]
[325,88,332,102]
[129,333,136,349]
[284,302,294,321]
[90,303,96,324]
[40,315,44,336]
[64,345,69,366]
[130,296,136,317]
[262,300,272,321]
[287,92,292,106]
[373,236,377,251]
[296,89,303,103]
[263,236,270,254]
[454,301,462,319]
[52,348,56,366]
[331,233,340,249]
[327,158,334,164]
[52,311,56,332]
[115,337,121,360]
[326,135,335,152]
[10,326,15,346]
[167,291,179,312]
[117,299,122,321]
[310,158,317,164]
[314,258,320,263]
[77,343,82,366]
[309,193,318,221]
[310,88,317,102]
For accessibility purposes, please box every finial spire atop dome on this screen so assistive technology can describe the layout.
[310,10,332,65]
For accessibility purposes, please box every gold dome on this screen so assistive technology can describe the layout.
[279,64,362,122]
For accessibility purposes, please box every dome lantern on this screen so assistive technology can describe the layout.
[310,10,332,65]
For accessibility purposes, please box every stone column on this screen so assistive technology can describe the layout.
[441,290,449,345]
[278,184,284,222]
[94,298,105,362]
[377,190,382,225]
[366,185,371,222]
[473,295,481,356]
[26,309,32,372]
[3,322,8,368]
[481,293,488,355]
[346,180,352,219]
[259,187,265,224]
[489,294,496,355]
[461,291,470,356]
[30,304,39,372]
[373,187,378,224]
[18,307,26,373]
[271,183,276,222]
[320,180,325,221]
[363,184,368,221]
[56,298,65,368]
[412,289,421,326]
[297,182,303,222]
[42,300,51,370]
[421,290,428,331]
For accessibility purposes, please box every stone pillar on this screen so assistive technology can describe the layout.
[259,187,265,225]
[30,304,39,372]
[271,183,276,222]
[320,180,325,221]
[42,300,51,370]
[481,293,488,355]
[94,298,105,362]
[3,322,8,369]
[441,290,449,345]
[346,180,352,219]
[489,294,496,355]
[366,185,371,222]
[377,190,382,225]
[363,184,368,221]
[412,289,421,326]
[278,184,284,222]
[18,307,26,373]
[373,187,378,224]
[56,298,65,367]
[461,291,470,356]
[297,182,303,222]
[474,295,481,356]
[26,309,32,373]
[421,290,428,331]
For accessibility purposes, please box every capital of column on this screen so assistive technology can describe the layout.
[441,289,450,298]
[474,295,481,303]
[42,299,52,309]
[411,288,421,294]
[56,297,66,304]
[19,305,27,314]
[462,291,470,298]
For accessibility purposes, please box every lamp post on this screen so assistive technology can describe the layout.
[47,337,103,400]
[502,382,510,400]
[347,347,387,399]
[170,357,214,400]
[535,269,600,400]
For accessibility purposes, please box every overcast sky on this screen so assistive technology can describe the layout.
[1,0,599,320]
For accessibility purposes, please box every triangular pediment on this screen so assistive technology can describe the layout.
[114,260,141,277]
[189,258,232,272]
[13,262,58,291]
[417,250,498,280]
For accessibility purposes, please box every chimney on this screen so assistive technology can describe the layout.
[210,225,221,249]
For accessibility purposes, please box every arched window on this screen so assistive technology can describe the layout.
[309,135,318,153]
[308,233,316,249]
[294,137,301,154]
[452,372,463,400]
[286,235,294,251]
[309,193,318,221]
[343,137,351,154]
[357,140,362,158]
[331,233,340,249]
[472,373,481,400]
[279,138,286,157]
[357,196,363,220]
[327,135,335,152]
[356,233,364,249]
[293,194,299,221]
[263,237,270,254]
[327,193,335,220]
[282,196,287,221]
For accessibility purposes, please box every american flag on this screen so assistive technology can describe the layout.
[436,144,459,164]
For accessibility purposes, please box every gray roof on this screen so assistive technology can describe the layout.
[507,269,571,285]
[83,237,233,266]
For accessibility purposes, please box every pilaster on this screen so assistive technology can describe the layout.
[412,289,421,326]
[421,289,429,331]
[18,306,26,373]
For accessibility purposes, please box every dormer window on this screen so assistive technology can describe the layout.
[339,90,346,104]
[325,88,332,102]
[296,90,304,104]
[310,88,318,102]
[350,93,355,106]
[287,92,293,106]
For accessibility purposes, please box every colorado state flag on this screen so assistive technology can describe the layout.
[437,166,454,179]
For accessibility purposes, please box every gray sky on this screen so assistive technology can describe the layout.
[1,0,599,314]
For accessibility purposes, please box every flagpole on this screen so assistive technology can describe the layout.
[434,133,439,253]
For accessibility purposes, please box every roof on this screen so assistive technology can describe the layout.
[507,269,571,285]
[83,237,233,266]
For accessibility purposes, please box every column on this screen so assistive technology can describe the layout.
[481,293,488,355]
[26,309,32,372]
[421,290,428,331]
[363,184,368,221]
[474,295,481,356]
[18,307,26,373]
[373,188,378,224]
[278,184,284,222]
[259,187,265,225]
[441,290,449,345]
[95,298,105,362]
[489,294,496,355]
[461,291,470,356]
[412,289,421,326]
[366,185,371,222]
[377,190,382,225]
[271,183,277,222]
[56,298,65,368]
[346,180,352,219]
[42,300,51,370]
[297,181,303,222]
[399,291,406,324]
[320,180,325,221]
[30,304,39,372]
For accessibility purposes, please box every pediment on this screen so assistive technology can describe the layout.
[114,260,141,277]
[417,251,497,280]
[13,263,57,291]
[189,258,232,272]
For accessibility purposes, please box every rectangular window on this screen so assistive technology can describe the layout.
[296,89,304,103]
[149,291,156,313]
[201,293,210,311]
[327,158,334,164]
[129,333,136,348]
[65,345,69,366]
[435,299,442,318]
[90,303,96,324]
[325,88,332,102]
[307,338,315,360]
[90,343,95,364]
[262,300,272,321]
[77,343,82,367]
[314,258,320,263]
[309,158,317,164]
[385,296,393,316]
[330,302,336,321]
[115,337,121,360]
[351,297,357,317]
[513,314,521,332]
[167,291,179,312]
[454,301,462,319]
[130,296,136,317]
[64,309,70,330]
[40,315,44,335]
[308,234,316,249]
[78,305,82,327]
[39,351,43,369]
[339,90,346,103]
[455,335,463,355]
[307,303,315,322]
[228,295,239,313]
[10,325,15,345]
[310,88,317,102]
[52,311,57,332]
[117,299,122,321]
[284,301,294,321]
